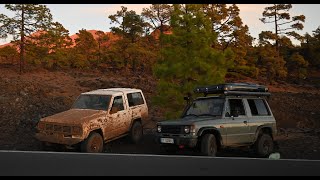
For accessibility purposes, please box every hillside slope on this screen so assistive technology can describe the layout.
[0,65,319,159]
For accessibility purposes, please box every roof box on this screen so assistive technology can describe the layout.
[194,83,270,96]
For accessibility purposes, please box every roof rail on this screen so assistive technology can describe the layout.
[194,83,270,96]
[224,91,271,97]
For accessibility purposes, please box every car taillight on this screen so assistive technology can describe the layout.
[37,122,45,130]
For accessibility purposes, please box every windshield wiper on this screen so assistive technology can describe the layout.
[184,114,199,117]
[198,114,219,117]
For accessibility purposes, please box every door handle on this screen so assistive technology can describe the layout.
[243,121,248,125]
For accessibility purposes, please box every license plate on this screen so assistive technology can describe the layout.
[160,138,174,144]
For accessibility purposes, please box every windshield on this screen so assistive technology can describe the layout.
[184,98,224,117]
[72,94,111,110]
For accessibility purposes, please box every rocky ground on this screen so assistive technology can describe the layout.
[0,65,320,160]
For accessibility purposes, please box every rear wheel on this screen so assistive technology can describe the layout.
[200,134,217,156]
[81,132,104,153]
[130,121,143,144]
[254,133,274,157]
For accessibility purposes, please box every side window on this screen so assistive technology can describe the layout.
[248,99,270,116]
[229,99,246,116]
[127,92,144,107]
[111,96,124,111]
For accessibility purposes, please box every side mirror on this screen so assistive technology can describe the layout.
[184,96,190,101]
[110,107,119,114]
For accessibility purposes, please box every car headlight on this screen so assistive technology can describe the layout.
[157,125,161,133]
[184,126,190,134]
[72,126,82,135]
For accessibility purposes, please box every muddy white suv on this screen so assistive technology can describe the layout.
[36,88,148,153]
[157,83,277,157]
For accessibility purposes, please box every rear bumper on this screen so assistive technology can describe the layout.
[35,133,83,145]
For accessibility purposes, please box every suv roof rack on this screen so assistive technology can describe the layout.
[194,83,270,97]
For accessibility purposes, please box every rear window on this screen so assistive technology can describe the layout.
[247,99,271,116]
[127,92,144,107]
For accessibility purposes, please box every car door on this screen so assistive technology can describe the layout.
[224,98,251,146]
[126,92,147,126]
[247,98,274,142]
[106,95,130,139]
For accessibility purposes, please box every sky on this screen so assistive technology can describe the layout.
[1,4,320,45]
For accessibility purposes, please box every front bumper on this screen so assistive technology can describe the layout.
[35,133,83,145]
[157,134,198,148]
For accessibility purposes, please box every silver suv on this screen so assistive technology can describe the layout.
[156,83,277,157]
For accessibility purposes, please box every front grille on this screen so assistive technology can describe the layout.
[161,125,183,134]
[54,125,62,132]
[46,124,53,131]
[43,123,72,134]
[63,126,71,133]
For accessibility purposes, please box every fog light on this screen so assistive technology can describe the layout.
[72,126,82,135]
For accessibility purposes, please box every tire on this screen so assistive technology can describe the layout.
[81,132,104,153]
[130,121,143,144]
[254,133,274,157]
[40,142,52,151]
[200,134,217,156]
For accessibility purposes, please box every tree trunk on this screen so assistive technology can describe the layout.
[98,42,101,62]
[274,5,279,53]
[20,5,25,74]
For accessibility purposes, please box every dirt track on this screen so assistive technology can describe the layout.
[0,65,320,159]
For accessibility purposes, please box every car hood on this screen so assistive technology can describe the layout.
[40,109,106,125]
[157,116,222,126]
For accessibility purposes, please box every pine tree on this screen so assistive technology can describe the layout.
[153,4,234,118]
[0,4,53,73]
[26,22,73,68]
[142,4,172,34]
[73,29,98,68]
[300,27,320,68]
[259,4,306,81]
[260,4,305,51]
[287,52,308,82]
[109,6,148,43]
[95,30,109,63]
[0,46,18,65]
[108,6,154,72]
[201,4,255,77]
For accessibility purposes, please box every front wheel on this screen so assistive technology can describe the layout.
[130,121,143,144]
[200,134,217,156]
[254,133,274,157]
[81,132,104,153]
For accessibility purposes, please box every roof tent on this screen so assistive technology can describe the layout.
[194,83,271,97]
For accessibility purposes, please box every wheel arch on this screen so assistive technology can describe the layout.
[197,127,223,149]
[85,128,104,139]
[130,118,142,130]
[254,126,273,142]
